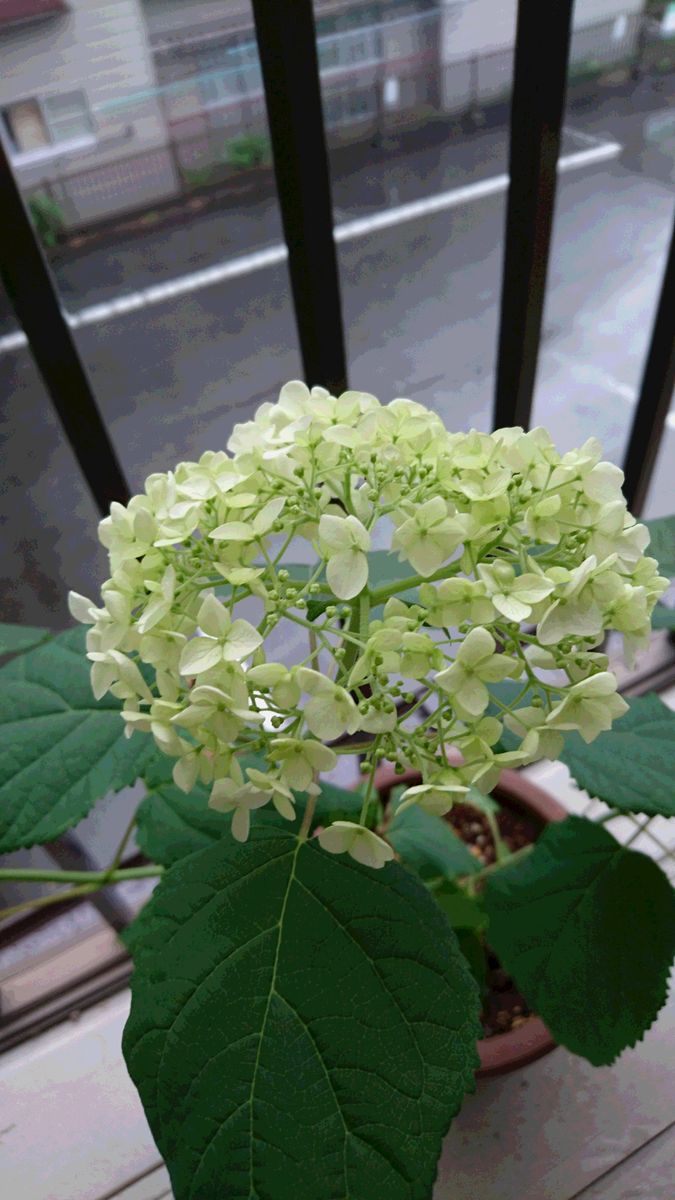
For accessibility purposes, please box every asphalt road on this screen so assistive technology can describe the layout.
[2,83,674,630]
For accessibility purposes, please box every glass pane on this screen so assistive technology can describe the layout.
[324,0,513,433]
[530,9,675,487]
[0,328,106,630]
[44,91,92,143]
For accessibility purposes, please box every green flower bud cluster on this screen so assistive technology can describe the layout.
[69,381,668,868]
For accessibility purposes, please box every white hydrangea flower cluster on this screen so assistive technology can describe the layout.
[69,382,667,867]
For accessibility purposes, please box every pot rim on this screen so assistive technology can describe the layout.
[374,763,566,1078]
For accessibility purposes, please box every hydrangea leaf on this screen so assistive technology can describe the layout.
[0,622,51,658]
[136,752,366,867]
[388,802,479,881]
[651,604,675,630]
[0,626,154,852]
[560,694,675,818]
[485,815,675,1065]
[645,514,675,577]
[432,881,487,931]
[368,549,420,606]
[123,826,481,1200]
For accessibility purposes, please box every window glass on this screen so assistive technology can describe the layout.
[531,7,675,475]
[43,91,92,144]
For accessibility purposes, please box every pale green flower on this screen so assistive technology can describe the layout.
[396,778,468,816]
[171,683,259,742]
[398,632,444,679]
[208,778,271,842]
[318,822,394,869]
[245,767,296,821]
[477,563,554,623]
[435,627,520,717]
[503,706,564,761]
[296,668,360,741]
[122,697,185,755]
[546,673,629,743]
[179,594,262,674]
[247,663,301,709]
[269,737,337,791]
[524,493,562,543]
[419,578,495,628]
[536,556,607,645]
[68,590,98,625]
[97,499,156,564]
[318,513,370,600]
[88,648,153,704]
[76,383,666,865]
[392,496,465,576]
[209,496,286,545]
[137,565,176,634]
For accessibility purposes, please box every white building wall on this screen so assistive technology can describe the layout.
[440,0,646,109]
[0,0,178,223]
[441,0,645,63]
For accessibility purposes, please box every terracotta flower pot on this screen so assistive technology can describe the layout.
[374,764,568,1078]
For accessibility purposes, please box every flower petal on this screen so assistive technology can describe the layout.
[222,619,263,661]
[179,636,223,675]
[327,549,368,600]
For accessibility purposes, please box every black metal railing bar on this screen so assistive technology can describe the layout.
[622,212,675,515]
[0,138,130,517]
[493,0,575,431]
[251,0,348,396]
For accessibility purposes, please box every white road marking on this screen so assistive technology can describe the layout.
[0,139,622,357]
[549,351,675,429]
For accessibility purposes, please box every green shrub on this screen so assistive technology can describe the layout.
[226,131,271,169]
[28,191,65,248]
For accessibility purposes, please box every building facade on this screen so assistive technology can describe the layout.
[0,0,177,225]
[0,0,653,231]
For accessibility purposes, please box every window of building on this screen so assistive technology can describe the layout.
[2,90,93,159]
[324,85,377,129]
[195,38,262,108]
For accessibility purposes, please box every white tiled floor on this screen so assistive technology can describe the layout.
[0,691,673,1200]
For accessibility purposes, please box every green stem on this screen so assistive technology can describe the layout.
[103,810,138,880]
[462,843,533,889]
[0,883,99,922]
[298,791,317,841]
[0,866,164,885]
[368,560,462,606]
[359,744,380,826]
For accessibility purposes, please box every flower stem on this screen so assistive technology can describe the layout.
[462,843,533,891]
[298,792,317,841]
[0,866,163,885]
[0,883,99,921]
[368,560,462,606]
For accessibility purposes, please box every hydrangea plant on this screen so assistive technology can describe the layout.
[1,384,674,1200]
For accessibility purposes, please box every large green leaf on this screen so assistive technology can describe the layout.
[485,815,675,1066]
[136,751,366,867]
[124,827,481,1200]
[388,803,478,881]
[561,694,675,818]
[0,626,154,852]
[0,622,51,658]
[645,514,675,577]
